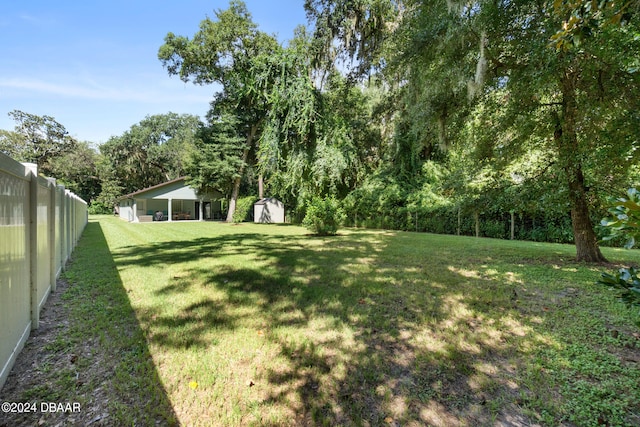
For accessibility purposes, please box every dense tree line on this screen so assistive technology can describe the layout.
[299,0,640,261]
[2,0,637,262]
[0,110,101,203]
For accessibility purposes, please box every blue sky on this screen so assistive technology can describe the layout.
[0,0,308,144]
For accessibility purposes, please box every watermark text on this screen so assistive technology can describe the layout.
[1,401,81,414]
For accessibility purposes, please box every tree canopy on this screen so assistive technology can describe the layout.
[0,110,77,176]
[98,113,201,196]
[302,0,640,261]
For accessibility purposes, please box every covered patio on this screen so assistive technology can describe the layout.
[117,177,224,223]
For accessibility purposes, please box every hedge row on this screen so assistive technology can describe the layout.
[342,202,623,246]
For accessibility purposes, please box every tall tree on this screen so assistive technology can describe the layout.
[159,0,280,221]
[255,27,386,211]
[309,0,640,261]
[185,112,246,198]
[467,0,639,261]
[48,141,101,204]
[99,113,201,195]
[1,110,77,176]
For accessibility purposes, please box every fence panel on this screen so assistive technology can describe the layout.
[0,153,87,390]
[33,177,52,318]
[0,157,31,393]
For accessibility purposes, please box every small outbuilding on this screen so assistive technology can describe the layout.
[117,177,223,223]
[254,198,285,224]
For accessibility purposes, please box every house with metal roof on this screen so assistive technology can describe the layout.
[117,177,224,222]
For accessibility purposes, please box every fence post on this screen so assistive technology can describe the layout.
[510,211,515,240]
[26,165,40,330]
[58,185,66,272]
[47,178,57,291]
[65,190,71,264]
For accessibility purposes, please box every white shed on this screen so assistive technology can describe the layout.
[254,198,285,223]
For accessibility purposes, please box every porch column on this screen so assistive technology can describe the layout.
[199,199,204,221]
[168,198,173,222]
[133,199,138,222]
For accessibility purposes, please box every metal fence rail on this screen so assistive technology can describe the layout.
[0,153,87,390]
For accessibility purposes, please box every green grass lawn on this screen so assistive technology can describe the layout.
[7,215,640,426]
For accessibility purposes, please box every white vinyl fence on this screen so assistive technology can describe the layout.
[0,153,87,390]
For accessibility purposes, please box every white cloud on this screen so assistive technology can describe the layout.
[0,74,216,143]
[18,13,57,27]
[0,76,213,104]
[19,14,40,23]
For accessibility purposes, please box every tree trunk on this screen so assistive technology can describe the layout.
[226,171,244,222]
[568,169,606,262]
[474,211,480,238]
[558,69,607,262]
[225,124,258,222]
[258,174,264,199]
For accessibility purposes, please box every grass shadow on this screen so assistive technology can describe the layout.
[109,227,538,425]
[106,221,640,426]
[0,219,179,426]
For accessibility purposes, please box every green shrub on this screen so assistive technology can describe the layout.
[601,188,640,249]
[481,218,507,239]
[302,196,345,236]
[598,188,640,310]
[88,202,113,215]
[597,267,640,308]
[232,196,257,223]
